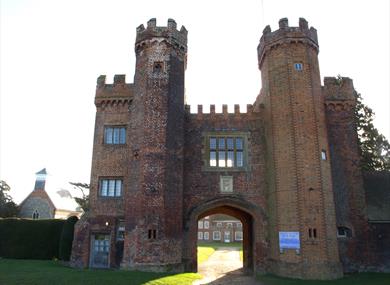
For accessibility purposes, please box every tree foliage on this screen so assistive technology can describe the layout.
[354,92,390,171]
[58,215,79,261]
[0,180,18,217]
[0,218,65,259]
[69,182,90,212]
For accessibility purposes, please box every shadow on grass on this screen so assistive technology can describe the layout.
[256,273,390,285]
[0,259,201,285]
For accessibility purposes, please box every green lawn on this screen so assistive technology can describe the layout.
[257,273,390,285]
[197,246,215,264]
[0,259,201,285]
[1,258,388,285]
[198,241,243,261]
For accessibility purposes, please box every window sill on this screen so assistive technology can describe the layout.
[201,166,247,172]
[98,196,123,199]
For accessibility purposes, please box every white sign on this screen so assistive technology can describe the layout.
[279,231,300,251]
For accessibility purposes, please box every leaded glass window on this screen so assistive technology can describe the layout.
[104,127,126,144]
[209,136,245,168]
[100,179,123,197]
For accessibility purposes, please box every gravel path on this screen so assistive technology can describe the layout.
[193,247,262,285]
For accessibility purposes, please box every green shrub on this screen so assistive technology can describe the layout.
[58,216,78,261]
[0,218,65,259]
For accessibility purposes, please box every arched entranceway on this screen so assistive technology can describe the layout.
[197,206,253,271]
[183,196,266,274]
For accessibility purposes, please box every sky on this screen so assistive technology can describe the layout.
[1,0,389,203]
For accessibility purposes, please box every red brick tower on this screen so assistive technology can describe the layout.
[257,18,342,279]
[121,18,187,270]
[323,77,370,271]
[70,18,187,270]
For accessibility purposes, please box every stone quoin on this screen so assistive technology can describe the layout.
[70,18,390,279]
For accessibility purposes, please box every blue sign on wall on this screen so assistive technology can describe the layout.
[279,231,300,251]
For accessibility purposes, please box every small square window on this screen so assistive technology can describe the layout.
[198,232,203,240]
[294,63,303,71]
[104,126,126,145]
[153,62,164,73]
[204,232,209,240]
[100,178,123,197]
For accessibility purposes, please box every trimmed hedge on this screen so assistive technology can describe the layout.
[0,218,65,259]
[59,216,79,261]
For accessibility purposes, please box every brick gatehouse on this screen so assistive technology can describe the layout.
[70,18,390,279]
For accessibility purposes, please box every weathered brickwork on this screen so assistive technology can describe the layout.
[70,18,389,279]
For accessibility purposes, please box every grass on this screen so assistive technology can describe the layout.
[0,259,201,285]
[257,273,390,285]
[198,241,243,262]
[197,246,215,264]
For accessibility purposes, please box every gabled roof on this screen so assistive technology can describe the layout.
[35,168,47,175]
[20,170,84,213]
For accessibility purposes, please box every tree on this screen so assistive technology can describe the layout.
[354,92,390,171]
[0,180,19,217]
[69,182,90,212]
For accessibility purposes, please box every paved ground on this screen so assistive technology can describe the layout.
[193,247,262,285]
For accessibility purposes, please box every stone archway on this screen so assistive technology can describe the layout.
[183,196,267,274]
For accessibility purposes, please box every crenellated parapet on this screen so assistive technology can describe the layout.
[323,77,356,111]
[135,18,187,56]
[95,74,134,109]
[185,104,260,118]
[258,18,318,67]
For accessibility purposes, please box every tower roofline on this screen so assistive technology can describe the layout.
[258,18,318,67]
[135,18,187,52]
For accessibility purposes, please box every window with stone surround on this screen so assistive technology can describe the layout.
[204,133,247,170]
[104,126,126,145]
[204,232,209,240]
[99,178,123,197]
[213,231,221,240]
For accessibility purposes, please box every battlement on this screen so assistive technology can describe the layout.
[258,18,318,66]
[185,104,256,116]
[95,74,134,101]
[323,76,355,101]
[135,18,187,53]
